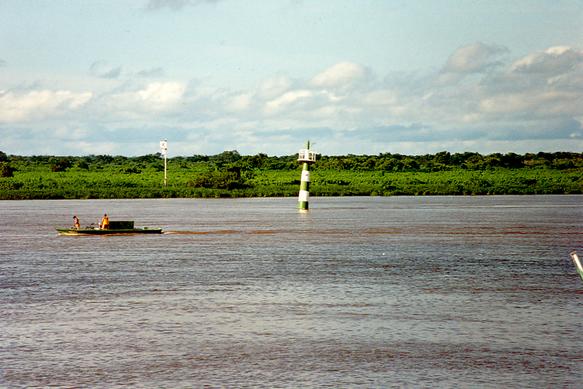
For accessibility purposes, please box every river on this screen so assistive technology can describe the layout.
[1,196,582,388]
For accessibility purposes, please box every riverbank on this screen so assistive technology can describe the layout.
[1,152,581,199]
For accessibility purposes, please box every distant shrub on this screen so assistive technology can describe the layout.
[121,166,141,174]
[0,179,22,189]
[50,158,72,172]
[189,170,244,190]
[0,162,14,177]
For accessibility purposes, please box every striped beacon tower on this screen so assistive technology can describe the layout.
[297,141,316,212]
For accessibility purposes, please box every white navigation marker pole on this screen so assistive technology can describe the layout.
[160,139,168,187]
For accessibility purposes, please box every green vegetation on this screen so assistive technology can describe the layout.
[0,150,581,199]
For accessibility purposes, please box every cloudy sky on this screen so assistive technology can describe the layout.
[1,0,582,156]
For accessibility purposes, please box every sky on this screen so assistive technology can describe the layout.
[1,0,582,157]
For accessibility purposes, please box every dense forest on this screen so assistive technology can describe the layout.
[0,150,581,199]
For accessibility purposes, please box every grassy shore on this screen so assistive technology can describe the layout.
[0,151,581,199]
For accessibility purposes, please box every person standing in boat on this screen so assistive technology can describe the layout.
[100,214,109,230]
[73,215,80,229]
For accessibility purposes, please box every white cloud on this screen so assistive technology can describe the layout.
[479,90,580,117]
[443,42,508,74]
[137,82,185,106]
[227,47,583,150]
[264,89,313,114]
[104,81,186,118]
[226,93,253,112]
[0,89,92,123]
[257,76,293,100]
[310,62,368,89]
[3,44,583,155]
[511,46,583,74]
[362,90,397,106]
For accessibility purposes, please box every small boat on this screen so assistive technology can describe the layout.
[56,220,162,236]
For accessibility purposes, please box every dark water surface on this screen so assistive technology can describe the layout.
[1,196,582,388]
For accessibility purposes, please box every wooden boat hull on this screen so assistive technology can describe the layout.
[57,227,163,236]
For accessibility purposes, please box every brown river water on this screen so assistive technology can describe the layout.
[1,196,582,388]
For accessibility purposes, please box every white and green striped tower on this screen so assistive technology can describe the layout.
[297,141,316,212]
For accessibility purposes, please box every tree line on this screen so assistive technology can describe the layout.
[2,150,581,173]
